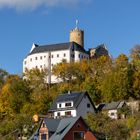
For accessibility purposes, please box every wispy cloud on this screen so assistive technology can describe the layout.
[0,0,84,11]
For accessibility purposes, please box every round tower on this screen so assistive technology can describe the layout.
[70,20,84,47]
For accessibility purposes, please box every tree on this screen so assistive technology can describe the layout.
[129,46,140,99]
[86,112,129,140]
[100,54,133,102]
[0,69,8,89]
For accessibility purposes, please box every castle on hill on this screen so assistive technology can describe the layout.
[23,22,109,83]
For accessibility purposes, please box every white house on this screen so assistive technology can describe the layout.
[98,101,126,119]
[48,91,97,119]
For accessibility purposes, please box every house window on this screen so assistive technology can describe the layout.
[35,66,38,69]
[87,103,90,108]
[59,104,61,108]
[41,134,46,140]
[40,56,42,60]
[42,123,45,128]
[111,112,115,116]
[40,65,42,68]
[30,58,32,62]
[57,54,59,57]
[77,124,81,128]
[35,57,37,60]
[57,112,60,116]
[64,53,66,57]
[73,132,84,140]
[65,102,72,107]
[65,111,71,116]
[44,56,46,58]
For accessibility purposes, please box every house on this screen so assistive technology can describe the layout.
[126,100,140,114]
[48,91,97,119]
[98,101,126,119]
[29,116,97,140]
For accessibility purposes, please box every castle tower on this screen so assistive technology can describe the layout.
[70,20,84,47]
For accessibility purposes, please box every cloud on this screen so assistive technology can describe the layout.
[0,0,82,11]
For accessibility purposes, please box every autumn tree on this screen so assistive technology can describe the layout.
[130,45,140,99]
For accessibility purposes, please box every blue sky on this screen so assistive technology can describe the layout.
[0,0,140,74]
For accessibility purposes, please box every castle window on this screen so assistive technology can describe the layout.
[44,56,46,58]
[78,54,80,58]
[40,65,42,68]
[64,53,66,57]
[30,58,32,62]
[57,54,59,57]
[35,57,37,60]
[40,56,42,60]
[71,54,74,58]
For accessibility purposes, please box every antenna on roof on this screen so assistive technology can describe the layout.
[75,19,79,29]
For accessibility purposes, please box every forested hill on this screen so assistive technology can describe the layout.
[0,45,140,139]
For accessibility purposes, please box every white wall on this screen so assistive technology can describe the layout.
[23,50,71,83]
[74,51,89,62]
[23,48,89,83]
[108,110,118,119]
[54,109,77,118]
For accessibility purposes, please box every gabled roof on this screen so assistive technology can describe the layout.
[101,101,125,110]
[49,91,97,112]
[28,42,88,56]
[49,117,80,140]
[29,117,87,140]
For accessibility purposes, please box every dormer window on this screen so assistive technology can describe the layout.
[57,103,62,108]
[65,102,72,107]
[59,104,61,108]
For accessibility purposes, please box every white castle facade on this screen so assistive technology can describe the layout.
[23,24,109,83]
[23,26,89,83]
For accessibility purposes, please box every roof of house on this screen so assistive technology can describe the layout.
[49,117,80,140]
[29,116,93,140]
[49,91,97,112]
[101,101,125,110]
[28,42,88,56]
